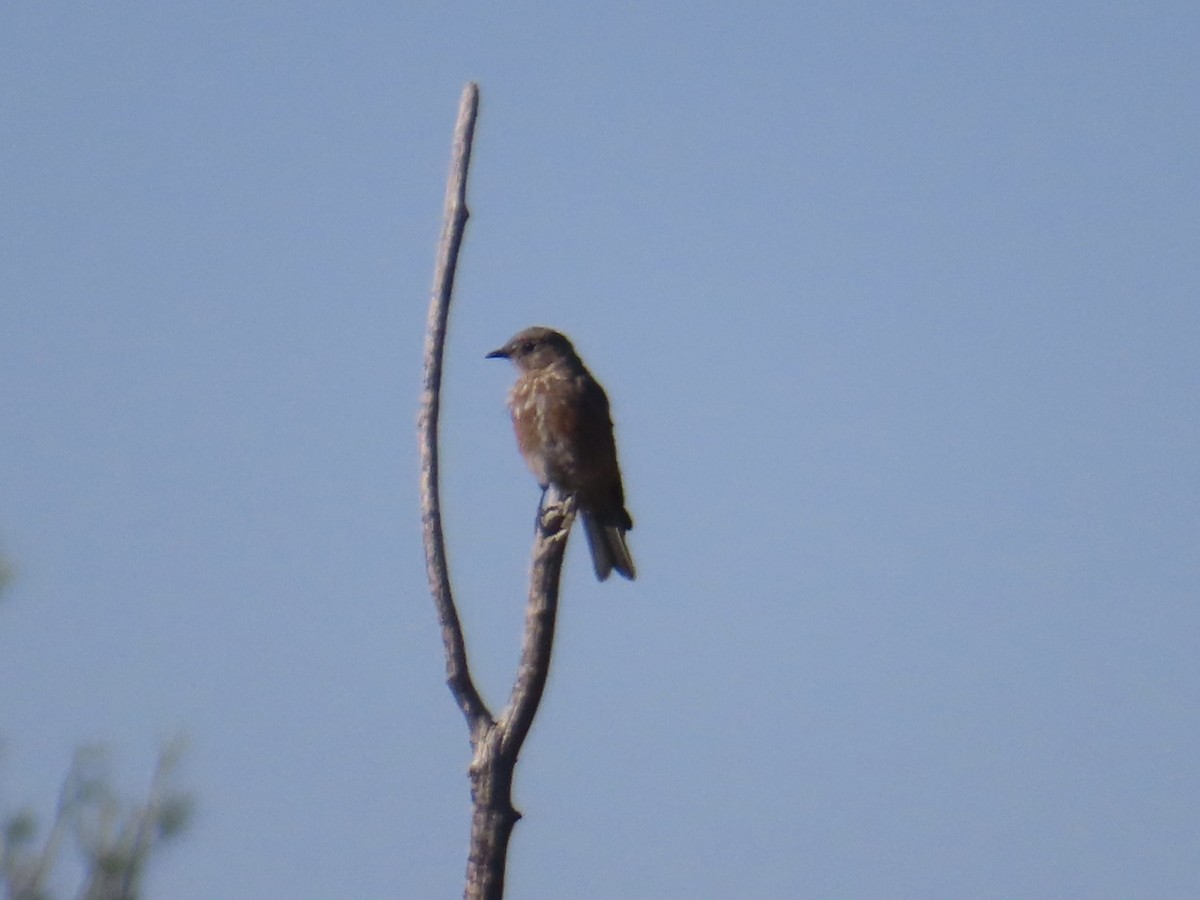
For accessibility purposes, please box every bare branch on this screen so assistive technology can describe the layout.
[461,494,573,900]
[499,492,574,761]
[419,82,490,733]
[421,83,575,900]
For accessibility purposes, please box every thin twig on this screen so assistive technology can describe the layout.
[419,82,490,733]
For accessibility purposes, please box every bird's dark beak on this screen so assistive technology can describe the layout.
[485,347,509,360]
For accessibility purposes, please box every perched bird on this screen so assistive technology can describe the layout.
[487,326,636,581]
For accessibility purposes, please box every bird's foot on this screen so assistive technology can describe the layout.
[539,492,577,538]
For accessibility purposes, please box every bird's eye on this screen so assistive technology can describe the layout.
[520,341,535,355]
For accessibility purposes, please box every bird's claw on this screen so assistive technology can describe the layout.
[538,494,577,537]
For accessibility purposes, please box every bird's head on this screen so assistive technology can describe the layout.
[486,326,578,373]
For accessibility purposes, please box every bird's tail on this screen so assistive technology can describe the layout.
[582,511,636,581]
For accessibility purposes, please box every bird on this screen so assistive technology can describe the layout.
[487,326,636,581]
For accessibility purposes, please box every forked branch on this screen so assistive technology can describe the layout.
[419,82,572,900]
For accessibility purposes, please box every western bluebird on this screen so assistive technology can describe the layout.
[487,326,636,581]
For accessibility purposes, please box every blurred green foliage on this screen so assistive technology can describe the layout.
[1,740,191,900]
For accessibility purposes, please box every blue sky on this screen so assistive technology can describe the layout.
[2,3,1197,897]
